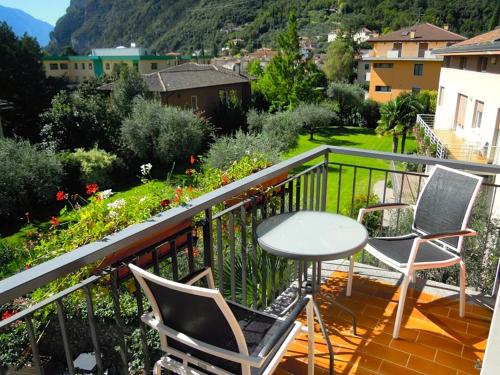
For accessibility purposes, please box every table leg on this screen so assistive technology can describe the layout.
[320,292,358,336]
[311,297,334,375]
[307,296,315,375]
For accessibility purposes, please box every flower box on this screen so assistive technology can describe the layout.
[224,172,288,208]
[97,219,192,279]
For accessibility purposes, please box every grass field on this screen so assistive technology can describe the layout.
[286,127,416,213]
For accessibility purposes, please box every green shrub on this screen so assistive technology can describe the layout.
[122,98,209,165]
[262,110,301,152]
[65,148,118,187]
[211,89,247,134]
[360,99,380,129]
[0,138,63,219]
[246,109,269,133]
[205,130,281,170]
[293,103,337,139]
[415,90,437,114]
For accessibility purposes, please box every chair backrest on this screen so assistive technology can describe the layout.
[129,264,248,373]
[413,165,483,249]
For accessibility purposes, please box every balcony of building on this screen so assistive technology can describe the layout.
[0,146,499,375]
[416,114,498,164]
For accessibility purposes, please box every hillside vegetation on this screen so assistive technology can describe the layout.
[49,0,499,54]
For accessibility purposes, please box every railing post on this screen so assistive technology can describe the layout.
[202,208,213,269]
[322,151,329,211]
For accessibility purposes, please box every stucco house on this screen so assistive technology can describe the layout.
[99,63,252,117]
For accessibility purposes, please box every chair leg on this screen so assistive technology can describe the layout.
[154,359,162,375]
[410,271,416,285]
[460,261,466,318]
[346,256,354,297]
[393,274,411,339]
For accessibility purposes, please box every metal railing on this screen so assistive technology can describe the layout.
[1,146,500,374]
[416,114,449,159]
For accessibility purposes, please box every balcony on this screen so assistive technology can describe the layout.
[416,114,500,164]
[386,50,401,58]
[0,146,499,375]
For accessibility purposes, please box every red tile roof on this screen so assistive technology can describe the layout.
[453,28,500,47]
[368,23,466,43]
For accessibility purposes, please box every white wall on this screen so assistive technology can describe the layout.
[434,67,500,148]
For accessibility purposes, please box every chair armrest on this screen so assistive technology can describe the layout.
[419,229,476,241]
[258,296,311,357]
[358,203,413,223]
[178,267,215,288]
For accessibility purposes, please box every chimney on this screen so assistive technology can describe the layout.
[443,25,449,31]
[410,30,416,39]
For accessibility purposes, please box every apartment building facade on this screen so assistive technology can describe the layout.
[42,47,210,82]
[366,23,465,103]
[430,28,500,164]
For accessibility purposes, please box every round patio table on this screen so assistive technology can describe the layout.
[256,211,368,375]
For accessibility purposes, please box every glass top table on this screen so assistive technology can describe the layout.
[257,211,368,375]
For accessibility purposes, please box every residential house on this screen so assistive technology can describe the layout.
[366,23,466,103]
[327,29,341,43]
[356,49,372,86]
[353,27,379,44]
[42,46,210,82]
[241,48,277,70]
[211,56,242,72]
[99,63,252,116]
[418,28,500,164]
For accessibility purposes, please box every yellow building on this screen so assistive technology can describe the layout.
[365,23,466,103]
[42,47,211,83]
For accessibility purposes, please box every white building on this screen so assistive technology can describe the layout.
[356,49,372,85]
[327,29,340,43]
[430,28,500,164]
[353,27,379,44]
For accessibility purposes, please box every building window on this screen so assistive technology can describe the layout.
[459,56,466,70]
[105,63,110,70]
[392,42,402,51]
[478,57,488,72]
[60,63,68,70]
[375,86,392,92]
[413,63,424,76]
[49,63,58,70]
[472,101,484,128]
[438,86,445,106]
[412,86,421,94]
[191,96,198,110]
[89,63,93,70]
[74,63,78,69]
[374,63,394,68]
[151,62,158,70]
[81,63,85,69]
[364,63,370,70]
[491,56,497,65]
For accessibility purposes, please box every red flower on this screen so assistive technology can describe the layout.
[173,193,181,203]
[24,264,30,270]
[1,310,17,321]
[221,174,230,186]
[188,185,193,193]
[86,183,99,196]
[50,216,60,226]
[160,199,171,208]
[176,186,183,194]
[190,155,197,165]
[56,191,66,201]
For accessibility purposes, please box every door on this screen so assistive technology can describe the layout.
[454,94,468,130]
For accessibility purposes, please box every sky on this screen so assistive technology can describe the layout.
[0,0,70,25]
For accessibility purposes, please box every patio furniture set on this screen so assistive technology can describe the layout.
[129,165,483,375]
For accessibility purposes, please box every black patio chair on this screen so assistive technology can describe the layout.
[352,165,483,338]
[129,264,314,375]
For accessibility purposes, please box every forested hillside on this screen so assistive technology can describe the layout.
[49,0,500,54]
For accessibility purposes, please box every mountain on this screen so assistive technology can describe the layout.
[0,5,53,46]
[48,0,498,54]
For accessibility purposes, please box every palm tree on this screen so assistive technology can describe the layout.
[376,95,424,154]
[376,97,405,153]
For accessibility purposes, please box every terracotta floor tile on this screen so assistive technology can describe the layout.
[277,272,491,375]
[378,360,424,375]
[435,350,478,374]
[389,337,436,359]
[407,355,457,375]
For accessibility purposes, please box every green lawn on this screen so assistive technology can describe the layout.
[286,127,416,214]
